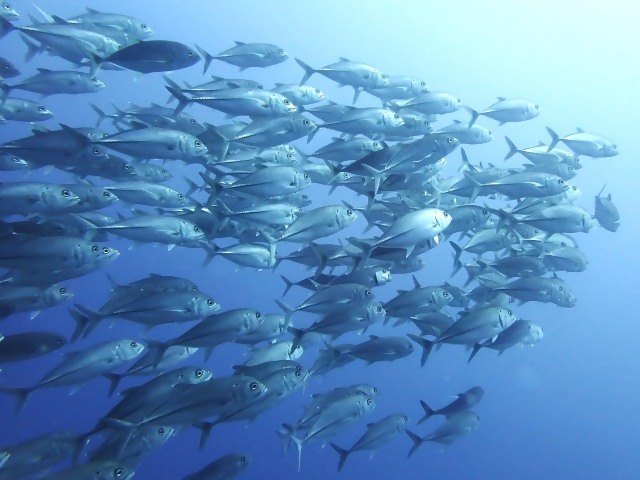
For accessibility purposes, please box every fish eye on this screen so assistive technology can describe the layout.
[178,194,184,199]
[572,186,577,191]
[158,428,165,435]
[613,144,617,149]
[192,285,198,290]
[91,77,97,82]
[382,74,387,78]
[12,157,20,162]
[295,370,302,377]
[347,209,353,215]
[373,142,379,147]
[190,119,196,123]
[443,292,449,297]
[343,173,348,178]
[424,121,429,125]
[377,306,382,312]
[241,456,247,462]
[188,51,194,56]
[93,147,100,154]
[141,23,148,29]
[162,169,168,174]
[315,88,320,93]
[284,99,291,105]
[569,167,574,171]
[534,229,539,234]
[443,212,449,217]
[482,209,488,215]
[194,225,200,232]
[256,312,261,319]
[535,105,539,109]
[196,369,203,377]
[303,174,309,180]
[102,247,110,254]
[124,165,131,170]
[508,310,512,315]
[447,138,454,143]
[287,153,293,158]
[250,382,258,390]
[303,119,310,125]
[457,98,461,102]
[404,416,408,421]
[92,246,99,252]
[60,287,67,294]
[103,191,111,198]
[302,195,308,199]
[365,290,371,296]
[394,114,399,119]
[3,3,9,9]
[559,286,563,291]
[38,106,46,112]
[115,469,124,477]
[367,399,372,405]
[207,299,214,307]
[195,140,202,147]
[278,49,284,54]
[130,342,137,348]
[61,189,70,197]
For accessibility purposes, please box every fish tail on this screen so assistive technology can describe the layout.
[287,326,306,354]
[73,304,103,339]
[68,307,91,342]
[417,400,434,424]
[463,105,480,128]
[165,86,190,115]
[330,442,350,471]
[100,418,136,457]
[202,242,220,267]
[467,343,482,363]
[405,429,425,458]
[275,299,294,324]
[280,274,295,297]
[18,33,42,62]
[294,58,316,86]
[277,423,296,458]
[145,338,170,368]
[193,421,214,449]
[0,80,11,102]
[195,45,214,74]
[88,103,109,127]
[162,74,181,92]
[0,386,32,414]
[407,334,434,367]
[545,126,560,152]
[449,241,463,276]
[347,237,373,271]
[0,450,9,468]
[183,176,200,198]
[70,432,92,464]
[103,372,123,397]
[0,16,15,39]
[362,164,384,197]
[307,242,328,278]
[504,136,518,161]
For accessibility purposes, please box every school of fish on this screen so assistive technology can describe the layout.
[0,3,621,480]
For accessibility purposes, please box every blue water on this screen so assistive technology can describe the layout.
[1,1,639,479]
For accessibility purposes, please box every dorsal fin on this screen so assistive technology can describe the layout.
[85,7,101,14]
[412,275,422,289]
[338,57,351,62]
[497,96,506,101]
[234,41,247,46]
[576,127,585,133]
[51,15,70,25]
[536,140,546,147]
[128,121,148,130]
[36,68,52,73]
[368,335,379,340]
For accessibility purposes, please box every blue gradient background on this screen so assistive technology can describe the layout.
[0,1,638,479]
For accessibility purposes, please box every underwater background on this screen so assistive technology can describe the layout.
[0,1,639,479]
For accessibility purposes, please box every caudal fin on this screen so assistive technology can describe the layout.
[463,105,480,128]
[405,429,425,458]
[330,442,350,471]
[417,400,434,424]
[449,241,464,276]
[73,304,104,339]
[195,45,214,74]
[504,136,518,161]
[545,126,560,152]
[407,334,434,367]
[275,299,295,324]
[193,421,215,449]
[280,274,295,297]
[68,308,90,342]
[287,326,307,355]
[0,386,33,414]
[467,343,482,363]
[294,58,316,86]
[165,86,191,115]
[103,372,123,397]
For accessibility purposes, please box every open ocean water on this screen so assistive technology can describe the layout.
[0,1,638,479]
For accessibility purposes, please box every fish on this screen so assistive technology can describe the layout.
[594,184,620,232]
[183,452,251,480]
[0,331,67,363]
[465,98,540,127]
[99,40,200,73]
[198,41,288,73]
[0,69,105,98]
[546,127,618,158]
[406,411,480,456]
[417,386,485,422]
[0,55,19,78]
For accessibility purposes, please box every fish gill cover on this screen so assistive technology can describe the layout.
[0,1,635,480]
